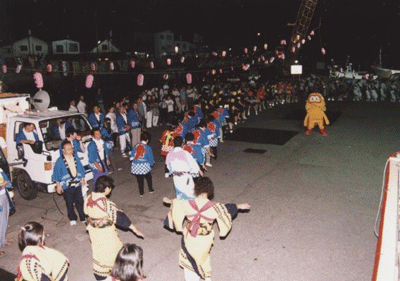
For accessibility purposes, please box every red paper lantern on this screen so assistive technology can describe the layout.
[212,52,218,57]
[163,74,169,80]
[244,48,248,54]
[130,60,136,68]
[291,46,296,53]
[109,62,114,71]
[150,62,154,69]
[253,46,257,52]
[33,72,44,89]
[222,51,226,57]
[310,30,315,36]
[166,58,172,65]
[85,74,94,89]
[269,57,275,63]
[90,63,96,71]
[211,69,216,75]
[321,48,326,55]
[307,35,312,41]
[137,74,144,86]
[46,64,52,73]
[180,56,185,63]
[301,39,306,44]
[219,69,223,74]
[264,44,268,50]
[186,73,192,84]
[2,65,7,74]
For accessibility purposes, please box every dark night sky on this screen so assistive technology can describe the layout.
[1,0,400,69]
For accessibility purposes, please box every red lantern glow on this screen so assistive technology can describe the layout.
[46,64,52,73]
[166,58,171,65]
[291,46,296,53]
[212,52,218,57]
[180,56,185,63]
[163,74,169,80]
[150,62,154,69]
[2,65,7,74]
[253,46,257,52]
[222,51,226,57]
[310,30,315,36]
[321,48,326,55]
[109,62,114,71]
[244,48,248,54]
[211,69,216,75]
[264,44,268,50]
[269,57,275,63]
[130,60,136,68]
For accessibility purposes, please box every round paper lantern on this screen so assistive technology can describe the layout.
[85,74,94,89]
[244,48,248,54]
[297,42,301,48]
[310,30,315,36]
[175,46,179,53]
[90,63,96,71]
[307,35,312,41]
[46,63,52,73]
[130,60,136,68]
[301,39,306,44]
[2,65,7,74]
[137,74,144,86]
[16,64,22,73]
[109,62,114,71]
[222,51,226,57]
[180,56,185,63]
[186,73,192,84]
[291,46,296,53]
[321,48,326,55]
[33,72,44,89]
[211,69,216,75]
[269,57,275,63]
[253,46,257,52]
[264,44,268,50]
[163,73,169,80]
[150,62,154,69]
[166,58,172,65]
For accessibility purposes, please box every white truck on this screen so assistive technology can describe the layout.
[0,92,93,200]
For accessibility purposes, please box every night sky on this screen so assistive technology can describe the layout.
[1,0,400,69]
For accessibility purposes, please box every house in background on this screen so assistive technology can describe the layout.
[0,45,13,60]
[13,36,49,58]
[154,30,175,58]
[52,39,80,55]
[90,39,120,53]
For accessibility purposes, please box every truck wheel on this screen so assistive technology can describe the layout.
[16,170,37,200]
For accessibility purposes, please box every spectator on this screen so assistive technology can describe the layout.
[165,95,175,125]
[159,96,168,126]
[137,97,147,131]
[87,128,110,187]
[0,167,12,257]
[77,95,87,116]
[116,106,131,158]
[105,104,119,149]
[151,95,160,127]
[180,86,187,112]
[172,86,181,112]
[68,99,78,112]
[128,102,141,147]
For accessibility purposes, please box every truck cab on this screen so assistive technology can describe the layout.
[1,93,93,200]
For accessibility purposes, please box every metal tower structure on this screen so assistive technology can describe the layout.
[289,0,318,52]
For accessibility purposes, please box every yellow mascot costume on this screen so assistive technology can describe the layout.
[304,92,330,136]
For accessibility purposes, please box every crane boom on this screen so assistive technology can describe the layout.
[290,0,318,51]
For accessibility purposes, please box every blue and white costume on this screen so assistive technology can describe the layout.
[58,139,84,156]
[0,168,12,251]
[87,138,109,186]
[130,142,155,175]
[16,129,39,144]
[53,121,73,139]
[116,112,131,154]
[88,112,105,129]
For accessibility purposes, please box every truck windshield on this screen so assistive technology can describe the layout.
[38,115,91,151]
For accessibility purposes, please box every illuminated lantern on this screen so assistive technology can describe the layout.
[297,42,301,48]
[280,40,286,45]
[130,60,136,68]
[211,69,216,75]
[253,46,257,52]
[231,66,234,71]
[244,48,248,54]
[166,58,171,65]
[222,51,226,57]
[150,61,154,69]
[310,30,315,36]
[301,39,306,44]
[365,73,369,80]
[175,46,179,53]
[2,65,7,74]
[291,46,296,53]
[85,74,94,89]
[109,62,114,71]
[296,35,300,41]
[264,60,269,64]
[90,63,96,71]
[33,72,44,89]
[16,64,22,73]
[258,57,261,63]
[219,69,223,74]
[137,74,144,86]
[269,57,275,63]
[261,55,265,61]
[281,54,285,60]
[340,68,343,73]
[264,44,268,50]
[212,52,218,57]
[242,64,250,71]
[163,73,169,80]
[46,64,52,73]
[321,48,326,55]
[186,73,192,84]
[180,56,185,63]
[307,35,312,40]
[275,50,279,55]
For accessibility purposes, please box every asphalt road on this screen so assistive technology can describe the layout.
[1,101,398,281]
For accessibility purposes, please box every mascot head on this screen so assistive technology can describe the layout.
[306,92,326,111]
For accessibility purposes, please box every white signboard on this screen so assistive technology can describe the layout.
[291,65,303,75]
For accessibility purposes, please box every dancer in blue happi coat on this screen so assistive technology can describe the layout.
[88,105,105,129]
[130,131,155,197]
[52,140,86,225]
[116,106,131,157]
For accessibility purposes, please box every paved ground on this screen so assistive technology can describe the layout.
[1,101,399,281]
